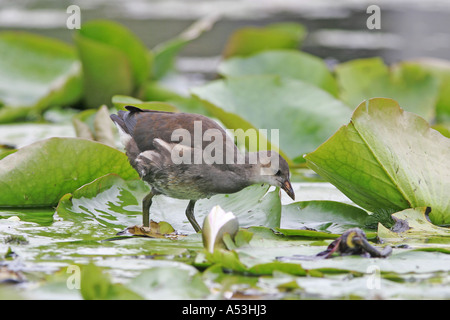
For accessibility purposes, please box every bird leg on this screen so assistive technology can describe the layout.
[186,200,201,232]
[142,191,155,228]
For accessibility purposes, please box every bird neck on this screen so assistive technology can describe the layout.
[239,151,274,184]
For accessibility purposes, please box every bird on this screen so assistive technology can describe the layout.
[110,106,295,232]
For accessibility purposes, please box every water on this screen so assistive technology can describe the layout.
[1,0,450,70]
[1,0,450,300]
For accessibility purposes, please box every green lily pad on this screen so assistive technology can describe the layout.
[222,22,306,58]
[0,32,82,122]
[56,173,280,233]
[205,248,310,277]
[406,58,450,123]
[433,123,450,138]
[56,174,147,229]
[202,225,450,285]
[0,137,138,207]
[218,49,338,96]
[305,98,450,225]
[111,95,178,112]
[75,20,152,107]
[115,184,281,233]
[0,207,54,225]
[191,75,351,163]
[142,82,209,115]
[0,121,76,151]
[275,228,340,239]
[0,148,16,161]
[127,265,210,300]
[335,57,440,121]
[80,262,143,300]
[280,200,369,233]
[378,207,450,244]
[196,184,281,230]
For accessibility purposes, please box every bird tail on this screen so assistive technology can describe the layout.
[110,105,176,138]
[110,112,127,133]
[110,110,137,147]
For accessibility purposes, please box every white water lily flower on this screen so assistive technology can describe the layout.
[202,205,239,253]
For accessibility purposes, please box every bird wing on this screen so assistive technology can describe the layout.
[131,110,236,153]
[111,106,245,166]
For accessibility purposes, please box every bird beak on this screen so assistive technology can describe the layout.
[281,180,295,201]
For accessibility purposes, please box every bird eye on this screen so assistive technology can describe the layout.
[275,169,282,176]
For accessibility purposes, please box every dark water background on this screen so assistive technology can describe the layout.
[2,1,450,61]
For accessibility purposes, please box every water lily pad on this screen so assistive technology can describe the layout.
[222,22,306,58]
[196,184,281,230]
[80,262,143,300]
[275,228,340,239]
[142,82,209,114]
[0,138,138,207]
[335,57,440,121]
[0,121,76,149]
[0,32,82,122]
[205,248,310,277]
[56,173,281,233]
[378,207,450,244]
[433,123,450,138]
[111,95,177,112]
[146,184,281,233]
[56,174,147,229]
[406,58,450,123]
[218,49,338,96]
[192,75,351,163]
[127,265,209,299]
[75,20,152,107]
[280,200,369,233]
[305,98,450,225]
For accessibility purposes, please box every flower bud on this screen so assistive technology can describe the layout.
[202,205,239,253]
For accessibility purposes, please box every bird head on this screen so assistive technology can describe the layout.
[254,151,295,201]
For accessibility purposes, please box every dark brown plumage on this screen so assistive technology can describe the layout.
[111,106,294,232]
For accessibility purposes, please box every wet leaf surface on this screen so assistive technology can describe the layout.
[0,139,138,206]
[192,75,351,162]
[0,32,82,122]
[335,58,440,121]
[280,200,369,233]
[219,49,338,96]
[74,20,151,107]
[222,22,306,58]
[378,207,450,246]
[305,98,450,225]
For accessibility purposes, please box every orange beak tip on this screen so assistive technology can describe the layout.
[282,180,295,201]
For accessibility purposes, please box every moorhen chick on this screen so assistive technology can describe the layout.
[111,106,295,232]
